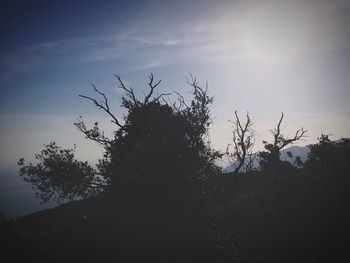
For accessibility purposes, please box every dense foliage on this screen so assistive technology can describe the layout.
[18,142,106,202]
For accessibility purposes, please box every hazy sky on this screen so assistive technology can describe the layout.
[1,0,350,171]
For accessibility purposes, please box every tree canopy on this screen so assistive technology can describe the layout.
[18,74,220,204]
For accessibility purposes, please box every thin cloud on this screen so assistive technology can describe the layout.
[2,0,350,77]
[1,6,243,73]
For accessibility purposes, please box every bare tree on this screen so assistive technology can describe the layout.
[226,111,255,174]
[259,112,307,169]
[271,112,307,153]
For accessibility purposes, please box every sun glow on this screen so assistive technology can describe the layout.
[239,1,309,65]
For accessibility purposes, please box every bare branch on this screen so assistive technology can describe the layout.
[114,74,139,107]
[144,73,162,104]
[153,92,171,102]
[227,111,255,173]
[74,117,112,146]
[273,112,284,148]
[173,91,189,112]
[279,127,308,150]
[92,84,109,110]
[114,73,163,107]
[270,112,308,151]
[78,86,123,128]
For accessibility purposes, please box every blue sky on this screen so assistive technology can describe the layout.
[1,0,350,174]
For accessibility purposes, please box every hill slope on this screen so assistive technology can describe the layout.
[1,191,219,263]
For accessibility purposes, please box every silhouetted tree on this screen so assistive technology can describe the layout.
[305,134,349,174]
[304,134,350,196]
[75,74,222,260]
[259,112,307,171]
[18,74,221,208]
[18,142,107,202]
[16,74,225,261]
[304,135,350,260]
[226,111,255,173]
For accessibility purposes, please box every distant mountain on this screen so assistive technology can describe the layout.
[223,153,260,173]
[280,145,309,163]
[223,145,310,173]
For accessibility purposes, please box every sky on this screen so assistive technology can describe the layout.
[1,0,350,215]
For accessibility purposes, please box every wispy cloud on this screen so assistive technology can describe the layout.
[2,0,350,75]
[1,38,95,76]
[0,7,243,74]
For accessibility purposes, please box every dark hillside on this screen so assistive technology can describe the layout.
[2,137,350,262]
[2,190,220,262]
